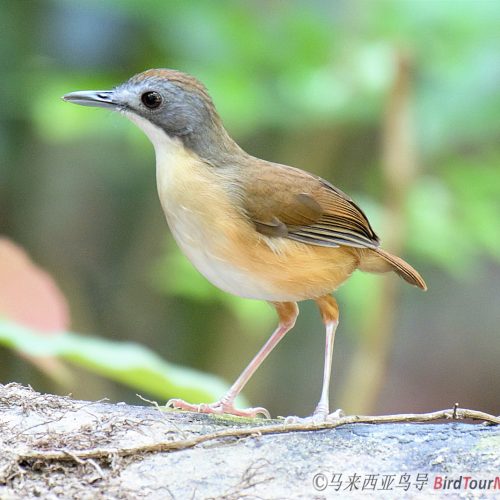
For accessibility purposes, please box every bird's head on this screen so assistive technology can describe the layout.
[63,69,240,161]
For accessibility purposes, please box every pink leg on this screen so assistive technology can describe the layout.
[168,302,299,418]
[313,320,338,416]
[313,295,340,419]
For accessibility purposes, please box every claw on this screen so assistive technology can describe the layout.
[166,398,271,419]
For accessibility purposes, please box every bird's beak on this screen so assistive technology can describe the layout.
[62,90,118,110]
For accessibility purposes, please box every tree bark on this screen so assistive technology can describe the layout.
[0,383,498,499]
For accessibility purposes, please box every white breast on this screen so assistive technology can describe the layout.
[126,114,284,301]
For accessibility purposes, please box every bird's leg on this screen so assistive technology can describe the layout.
[168,301,298,418]
[312,295,341,421]
[286,295,341,424]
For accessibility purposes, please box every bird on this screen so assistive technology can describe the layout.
[63,69,426,421]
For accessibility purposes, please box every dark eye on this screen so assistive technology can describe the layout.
[141,91,162,109]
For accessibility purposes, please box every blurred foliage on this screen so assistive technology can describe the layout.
[1,0,499,414]
[0,319,236,404]
[408,154,500,275]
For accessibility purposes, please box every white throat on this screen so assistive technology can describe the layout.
[125,112,182,155]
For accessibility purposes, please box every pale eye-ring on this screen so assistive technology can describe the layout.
[141,91,162,109]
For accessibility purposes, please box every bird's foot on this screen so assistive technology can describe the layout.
[284,408,345,425]
[166,398,271,419]
[324,408,345,422]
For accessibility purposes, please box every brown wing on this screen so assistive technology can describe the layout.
[242,161,380,249]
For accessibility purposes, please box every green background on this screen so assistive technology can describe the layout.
[1,0,499,417]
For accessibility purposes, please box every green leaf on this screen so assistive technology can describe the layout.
[0,319,247,405]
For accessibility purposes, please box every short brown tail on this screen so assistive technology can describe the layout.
[372,248,427,290]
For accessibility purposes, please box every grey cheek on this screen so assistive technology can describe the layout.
[157,105,194,134]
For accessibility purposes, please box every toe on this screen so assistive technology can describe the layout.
[326,408,345,421]
[221,404,271,419]
[166,399,271,419]
[246,406,271,419]
[166,398,201,412]
[284,408,345,425]
[283,414,322,425]
[166,398,183,409]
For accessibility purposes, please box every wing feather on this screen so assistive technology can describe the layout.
[242,161,379,249]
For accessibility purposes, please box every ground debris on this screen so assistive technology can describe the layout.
[0,383,499,499]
